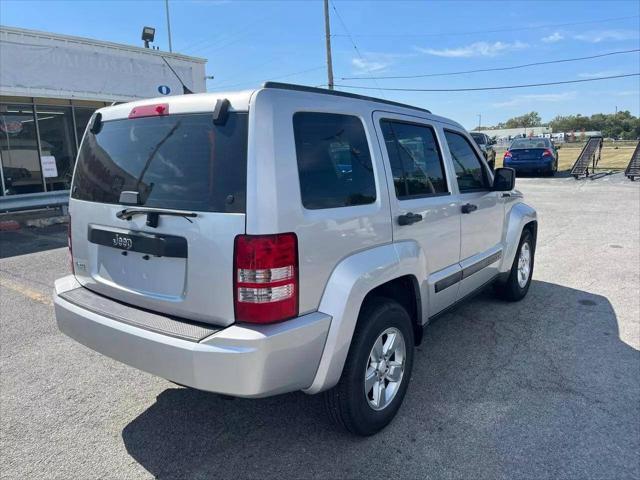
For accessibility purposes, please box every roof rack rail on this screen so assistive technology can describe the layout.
[262,82,432,115]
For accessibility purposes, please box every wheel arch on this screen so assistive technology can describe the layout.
[359,275,423,346]
[500,201,538,274]
[303,242,425,394]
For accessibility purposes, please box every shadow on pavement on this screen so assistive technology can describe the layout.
[0,224,67,259]
[122,280,639,479]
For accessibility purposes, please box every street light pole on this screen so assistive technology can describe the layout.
[323,0,334,90]
[165,0,173,52]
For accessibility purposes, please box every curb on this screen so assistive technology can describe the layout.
[23,215,69,229]
[0,215,69,231]
[0,220,21,231]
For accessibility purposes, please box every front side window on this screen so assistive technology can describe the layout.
[380,120,448,198]
[293,112,376,209]
[444,130,490,192]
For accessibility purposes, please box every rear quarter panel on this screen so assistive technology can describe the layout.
[246,88,393,316]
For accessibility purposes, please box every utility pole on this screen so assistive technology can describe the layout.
[323,0,334,90]
[478,113,482,129]
[165,0,173,52]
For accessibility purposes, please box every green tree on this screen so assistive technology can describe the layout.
[548,111,639,139]
[497,111,542,128]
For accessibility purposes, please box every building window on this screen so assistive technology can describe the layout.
[36,105,77,191]
[0,104,44,196]
[73,107,96,148]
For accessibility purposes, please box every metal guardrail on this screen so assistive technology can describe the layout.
[0,190,70,212]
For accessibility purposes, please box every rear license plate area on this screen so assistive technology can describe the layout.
[88,227,187,258]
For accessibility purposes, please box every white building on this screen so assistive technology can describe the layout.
[475,126,552,145]
[0,26,207,210]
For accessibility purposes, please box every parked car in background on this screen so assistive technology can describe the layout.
[470,132,496,170]
[54,83,537,436]
[504,137,559,176]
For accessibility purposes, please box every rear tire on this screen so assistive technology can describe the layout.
[324,297,415,436]
[494,229,534,301]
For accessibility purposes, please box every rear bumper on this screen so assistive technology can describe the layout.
[505,159,553,172]
[54,276,331,398]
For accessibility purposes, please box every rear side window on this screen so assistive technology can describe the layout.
[72,112,248,213]
[293,112,376,209]
[380,120,448,198]
[444,130,490,192]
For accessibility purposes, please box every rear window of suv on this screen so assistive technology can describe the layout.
[71,112,248,213]
[293,112,376,210]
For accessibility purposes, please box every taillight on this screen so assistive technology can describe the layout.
[504,151,512,159]
[67,217,74,274]
[234,233,298,324]
[128,103,169,119]
[542,149,553,157]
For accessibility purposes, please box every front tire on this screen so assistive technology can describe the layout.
[324,297,415,436]
[495,229,535,301]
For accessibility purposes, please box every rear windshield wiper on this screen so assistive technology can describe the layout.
[116,207,198,228]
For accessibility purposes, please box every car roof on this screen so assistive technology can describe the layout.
[94,82,463,130]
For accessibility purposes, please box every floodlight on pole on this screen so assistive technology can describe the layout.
[142,26,156,48]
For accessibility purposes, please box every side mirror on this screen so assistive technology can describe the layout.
[493,167,515,191]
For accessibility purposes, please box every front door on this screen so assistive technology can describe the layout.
[442,128,505,299]
[373,112,461,318]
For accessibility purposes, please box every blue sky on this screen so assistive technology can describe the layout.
[1,0,639,129]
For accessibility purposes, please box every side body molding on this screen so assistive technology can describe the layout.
[499,199,537,273]
[303,242,425,394]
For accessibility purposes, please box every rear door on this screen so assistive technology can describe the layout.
[69,109,249,327]
[373,112,461,316]
[442,128,505,299]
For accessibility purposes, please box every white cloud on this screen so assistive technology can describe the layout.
[541,32,564,43]
[578,70,622,78]
[349,51,415,74]
[492,91,577,108]
[351,57,389,73]
[573,29,639,43]
[416,41,528,58]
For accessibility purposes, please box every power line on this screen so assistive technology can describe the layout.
[332,14,639,38]
[340,48,640,80]
[330,0,386,99]
[334,73,640,92]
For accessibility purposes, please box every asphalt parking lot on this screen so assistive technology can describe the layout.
[1,174,639,480]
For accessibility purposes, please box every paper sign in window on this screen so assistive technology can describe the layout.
[41,156,58,178]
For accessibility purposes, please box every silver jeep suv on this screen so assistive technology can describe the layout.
[54,83,537,435]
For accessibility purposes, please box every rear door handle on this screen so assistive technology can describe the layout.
[461,203,478,214]
[398,212,423,226]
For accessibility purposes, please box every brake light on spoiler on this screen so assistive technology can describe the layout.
[234,233,299,324]
[128,103,169,119]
